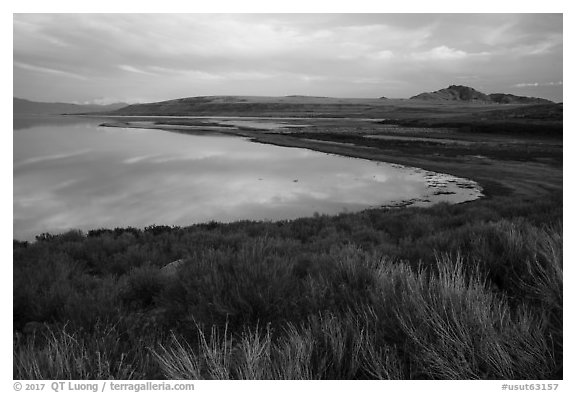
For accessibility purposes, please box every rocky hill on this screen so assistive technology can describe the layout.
[487,93,553,105]
[411,85,491,102]
[410,85,553,104]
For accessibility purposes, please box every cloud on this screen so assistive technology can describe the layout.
[369,50,395,60]
[14,61,86,80]
[118,65,155,75]
[412,46,470,61]
[506,36,562,57]
[148,66,224,80]
[514,81,563,88]
[352,77,386,84]
[123,155,160,164]
[13,14,563,102]
[77,97,127,105]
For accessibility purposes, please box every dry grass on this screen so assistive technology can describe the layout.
[14,195,562,379]
[14,323,142,379]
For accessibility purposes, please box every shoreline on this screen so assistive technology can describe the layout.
[100,119,486,195]
[100,119,562,201]
[14,116,561,241]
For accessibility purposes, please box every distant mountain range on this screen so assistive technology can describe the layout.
[14,98,128,115]
[410,85,553,104]
[105,87,553,117]
[14,86,554,118]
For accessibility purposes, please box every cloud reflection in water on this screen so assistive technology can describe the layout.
[14,117,481,240]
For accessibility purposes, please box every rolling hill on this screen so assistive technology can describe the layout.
[99,86,554,118]
[14,97,128,115]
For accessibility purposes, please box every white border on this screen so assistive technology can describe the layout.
[4,2,572,391]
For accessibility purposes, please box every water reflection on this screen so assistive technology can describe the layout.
[13,114,99,131]
[13,117,482,240]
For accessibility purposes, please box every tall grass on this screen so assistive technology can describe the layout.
[152,314,404,379]
[13,193,562,379]
[13,323,155,379]
[151,243,560,379]
[385,254,554,379]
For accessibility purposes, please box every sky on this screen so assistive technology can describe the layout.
[13,13,563,103]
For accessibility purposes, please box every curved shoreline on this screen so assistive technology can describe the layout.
[14,116,562,242]
[100,118,562,202]
[100,120,485,203]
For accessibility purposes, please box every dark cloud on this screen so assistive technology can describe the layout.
[13,13,563,102]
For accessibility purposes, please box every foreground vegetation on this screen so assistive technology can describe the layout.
[13,190,562,379]
[15,101,563,379]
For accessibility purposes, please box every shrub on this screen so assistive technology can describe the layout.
[13,191,562,379]
[121,265,167,309]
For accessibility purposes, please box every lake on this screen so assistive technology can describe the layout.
[13,116,483,241]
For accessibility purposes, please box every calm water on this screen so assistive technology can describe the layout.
[13,116,482,240]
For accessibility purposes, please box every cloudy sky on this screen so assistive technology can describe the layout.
[13,13,563,103]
